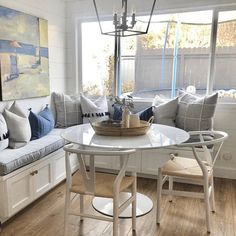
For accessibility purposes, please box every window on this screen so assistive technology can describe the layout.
[213,10,236,100]
[81,21,114,96]
[81,8,236,101]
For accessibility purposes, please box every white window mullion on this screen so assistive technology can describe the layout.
[207,9,219,95]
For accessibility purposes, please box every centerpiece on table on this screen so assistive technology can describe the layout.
[90,95,153,136]
[111,95,134,128]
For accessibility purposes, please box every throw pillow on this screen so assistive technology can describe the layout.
[3,102,31,149]
[176,92,218,131]
[80,93,110,123]
[29,106,54,140]
[52,92,83,127]
[0,114,9,151]
[39,105,55,130]
[112,105,153,122]
[137,106,154,121]
[153,97,178,126]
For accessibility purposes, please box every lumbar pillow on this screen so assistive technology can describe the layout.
[28,106,55,140]
[0,114,9,151]
[3,102,31,149]
[80,93,109,123]
[52,92,83,127]
[176,92,218,131]
[153,97,178,126]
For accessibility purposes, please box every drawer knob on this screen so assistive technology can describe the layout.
[30,170,38,176]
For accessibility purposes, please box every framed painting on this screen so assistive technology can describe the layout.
[0,6,50,101]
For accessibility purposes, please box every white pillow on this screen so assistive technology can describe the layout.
[153,97,178,127]
[80,93,109,123]
[3,102,31,149]
[152,95,167,106]
[0,114,9,151]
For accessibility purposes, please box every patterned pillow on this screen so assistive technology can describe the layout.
[0,114,9,151]
[80,93,109,123]
[153,98,178,127]
[176,92,218,131]
[52,92,83,127]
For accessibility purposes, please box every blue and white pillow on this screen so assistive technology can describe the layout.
[80,93,110,123]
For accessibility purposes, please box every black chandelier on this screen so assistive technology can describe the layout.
[93,0,157,37]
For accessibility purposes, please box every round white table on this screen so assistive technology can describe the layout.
[61,123,189,218]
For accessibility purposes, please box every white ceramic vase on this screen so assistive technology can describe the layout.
[122,106,130,128]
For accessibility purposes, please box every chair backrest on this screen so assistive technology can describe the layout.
[63,144,136,195]
[178,130,228,177]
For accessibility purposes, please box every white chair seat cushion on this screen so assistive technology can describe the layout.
[71,171,135,198]
[162,156,212,179]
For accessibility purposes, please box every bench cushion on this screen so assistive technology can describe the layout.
[0,128,66,176]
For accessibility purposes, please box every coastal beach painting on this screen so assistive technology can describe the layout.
[0,6,49,100]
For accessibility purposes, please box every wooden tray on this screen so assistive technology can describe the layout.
[91,117,154,136]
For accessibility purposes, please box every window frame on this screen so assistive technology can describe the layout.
[77,5,236,101]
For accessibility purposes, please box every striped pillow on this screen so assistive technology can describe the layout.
[176,92,218,131]
[52,92,83,127]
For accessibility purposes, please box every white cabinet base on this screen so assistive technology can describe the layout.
[0,148,79,224]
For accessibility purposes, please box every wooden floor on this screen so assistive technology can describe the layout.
[1,177,236,236]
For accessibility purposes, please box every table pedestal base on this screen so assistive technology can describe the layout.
[92,192,153,218]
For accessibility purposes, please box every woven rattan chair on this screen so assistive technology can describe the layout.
[156,130,228,233]
[63,144,137,236]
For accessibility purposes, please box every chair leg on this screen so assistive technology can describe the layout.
[64,190,71,236]
[80,195,84,221]
[132,177,137,232]
[113,196,119,236]
[156,168,163,224]
[210,175,216,213]
[168,176,173,202]
[203,178,211,233]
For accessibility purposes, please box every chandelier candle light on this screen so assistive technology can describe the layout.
[93,0,157,36]
[93,0,157,95]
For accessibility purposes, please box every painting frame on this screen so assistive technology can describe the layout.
[0,6,50,101]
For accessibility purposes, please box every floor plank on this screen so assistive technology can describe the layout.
[1,177,236,236]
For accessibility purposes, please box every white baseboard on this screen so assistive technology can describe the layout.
[214,166,236,179]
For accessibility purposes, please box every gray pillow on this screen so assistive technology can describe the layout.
[176,92,218,131]
[3,102,31,149]
[0,114,9,151]
[52,92,83,127]
[153,98,178,127]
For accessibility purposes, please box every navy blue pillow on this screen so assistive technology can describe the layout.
[138,106,153,121]
[29,106,55,140]
[112,105,153,122]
